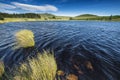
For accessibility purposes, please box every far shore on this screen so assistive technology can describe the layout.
[0,18,120,24]
[0,18,71,24]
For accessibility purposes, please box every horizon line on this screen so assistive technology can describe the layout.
[0,12,119,17]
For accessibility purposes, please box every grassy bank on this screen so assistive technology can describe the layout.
[72,17,120,21]
[0,13,120,24]
[0,18,46,23]
[0,17,120,24]
[0,18,40,23]
[0,17,70,24]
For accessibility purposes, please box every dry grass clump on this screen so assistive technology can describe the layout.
[14,51,57,80]
[14,29,35,49]
[0,61,4,78]
[1,29,58,80]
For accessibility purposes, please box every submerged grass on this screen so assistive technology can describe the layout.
[0,29,58,80]
[0,61,4,79]
[0,29,79,80]
[0,29,57,80]
[14,51,57,80]
[1,51,57,80]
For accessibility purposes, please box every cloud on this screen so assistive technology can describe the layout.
[12,2,58,12]
[0,2,58,13]
[0,9,18,13]
[0,3,16,9]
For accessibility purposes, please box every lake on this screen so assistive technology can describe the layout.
[0,21,120,80]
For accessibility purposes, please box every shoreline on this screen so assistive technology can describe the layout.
[0,18,120,24]
[0,18,70,24]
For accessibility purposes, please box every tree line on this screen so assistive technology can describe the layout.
[0,12,120,21]
[0,12,41,20]
[70,15,120,21]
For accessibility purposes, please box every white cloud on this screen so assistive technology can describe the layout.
[0,3,16,9]
[0,8,18,13]
[0,2,58,13]
[12,2,58,12]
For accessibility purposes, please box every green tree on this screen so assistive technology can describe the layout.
[109,15,112,21]
[52,16,56,19]
[0,16,4,20]
[69,17,73,20]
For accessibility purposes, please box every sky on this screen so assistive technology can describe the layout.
[0,0,120,16]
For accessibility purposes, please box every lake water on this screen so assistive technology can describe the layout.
[0,21,120,80]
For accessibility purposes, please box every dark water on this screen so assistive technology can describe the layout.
[0,21,120,80]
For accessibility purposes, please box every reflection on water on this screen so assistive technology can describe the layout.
[0,21,120,80]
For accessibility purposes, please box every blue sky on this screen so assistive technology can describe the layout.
[0,0,120,16]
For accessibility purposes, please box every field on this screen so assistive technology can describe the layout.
[0,13,120,24]
[0,17,70,24]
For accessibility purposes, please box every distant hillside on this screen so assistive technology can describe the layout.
[0,12,70,21]
[0,12,120,21]
[71,14,120,21]
[76,14,98,17]
[0,12,56,18]
[40,13,55,17]
[71,14,99,20]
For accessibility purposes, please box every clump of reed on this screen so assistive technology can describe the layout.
[2,29,79,80]
[14,51,57,80]
[0,61,4,79]
[14,29,35,49]
[0,29,55,80]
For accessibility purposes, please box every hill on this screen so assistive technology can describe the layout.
[0,12,120,23]
[76,14,98,17]
[71,14,120,21]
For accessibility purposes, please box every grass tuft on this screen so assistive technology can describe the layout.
[14,51,57,80]
[0,61,4,79]
[2,29,58,80]
[14,29,35,49]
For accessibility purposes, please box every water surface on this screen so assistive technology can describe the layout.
[0,21,120,80]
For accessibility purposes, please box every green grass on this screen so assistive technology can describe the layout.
[72,16,98,20]
[111,18,120,21]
